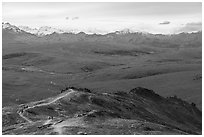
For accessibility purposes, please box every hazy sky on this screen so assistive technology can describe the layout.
[2,2,202,34]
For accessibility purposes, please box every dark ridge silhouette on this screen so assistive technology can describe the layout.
[129,87,163,101]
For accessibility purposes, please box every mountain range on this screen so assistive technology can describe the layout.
[2,22,202,37]
[3,22,66,36]
[2,22,202,49]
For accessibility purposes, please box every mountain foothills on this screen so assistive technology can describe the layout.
[2,22,202,134]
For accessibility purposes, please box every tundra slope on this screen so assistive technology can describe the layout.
[2,87,202,135]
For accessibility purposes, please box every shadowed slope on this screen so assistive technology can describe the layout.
[2,87,202,135]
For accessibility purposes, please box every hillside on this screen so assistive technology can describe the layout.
[2,87,202,135]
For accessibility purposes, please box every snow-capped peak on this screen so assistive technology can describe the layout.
[37,26,65,36]
[2,22,23,33]
[18,26,38,33]
[18,25,66,36]
[115,28,135,35]
[2,22,150,36]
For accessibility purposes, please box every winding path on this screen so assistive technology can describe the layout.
[18,112,33,123]
[17,89,76,123]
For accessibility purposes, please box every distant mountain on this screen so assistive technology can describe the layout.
[2,22,24,33]
[2,23,65,36]
[18,26,39,35]
[2,23,40,44]
[115,28,136,35]
[2,22,202,48]
[38,26,65,36]
[18,26,65,36]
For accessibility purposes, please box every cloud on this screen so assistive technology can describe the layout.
[177,22,202,33]
[159,21,170,25]
[72,17,79,20]
[65,16,79,21]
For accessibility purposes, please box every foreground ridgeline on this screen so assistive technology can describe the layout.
[2,87,202,135]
